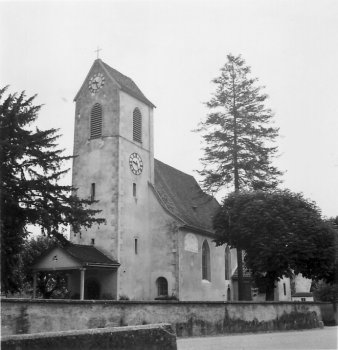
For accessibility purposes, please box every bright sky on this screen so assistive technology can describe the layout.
[1,0,338,218]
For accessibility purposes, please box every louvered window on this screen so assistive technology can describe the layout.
[133,108,142,143]
[90,103,102,139]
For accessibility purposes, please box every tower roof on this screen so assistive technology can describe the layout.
[153,159,220,234]
[74,59,155,107]
[101,61,155,108]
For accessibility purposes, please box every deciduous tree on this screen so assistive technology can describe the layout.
[214,190,336,300]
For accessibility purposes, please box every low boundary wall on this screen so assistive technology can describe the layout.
[1,323,177,350]
[1,298,325,337]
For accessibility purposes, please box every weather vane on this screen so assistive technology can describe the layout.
[95,47,102,59]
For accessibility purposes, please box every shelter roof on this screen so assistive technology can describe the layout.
[32,243,119,270]
[64,244,119,266]
[153,159,220,234]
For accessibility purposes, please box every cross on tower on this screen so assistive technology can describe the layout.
[95,47,102,59]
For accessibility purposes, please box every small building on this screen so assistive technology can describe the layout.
[292,292,314,302]
[32,244,119,300]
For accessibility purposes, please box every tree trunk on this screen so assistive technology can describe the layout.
[231,66,245,300]
[237,249,245,300]
[265,274,275,301]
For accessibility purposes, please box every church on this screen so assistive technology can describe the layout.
[33,58,301,302]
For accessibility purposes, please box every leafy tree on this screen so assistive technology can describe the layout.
[196,54,282,299]
[214,190,336,300]
[312,281,338,302]
[0,86,105,294]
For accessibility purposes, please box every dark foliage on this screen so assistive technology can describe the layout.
[214,190,336,296]
[312,282,338,302]
[0,86,105,294]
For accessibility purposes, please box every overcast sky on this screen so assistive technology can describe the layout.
[1,0,338,218]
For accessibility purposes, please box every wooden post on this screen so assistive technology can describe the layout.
[80,268,85,300]
[32,271,37,299]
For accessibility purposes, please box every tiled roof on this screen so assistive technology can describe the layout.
[65,244,119,266]
[153,159,220,233]
[101,61,155,108]
[292,292,313,297]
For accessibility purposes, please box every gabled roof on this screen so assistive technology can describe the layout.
[292,292,313,297]
[32,243,119,270]
[64,244,119,267]
[153,159,220,234]
[101,61,155,108]
[74,59,155,108]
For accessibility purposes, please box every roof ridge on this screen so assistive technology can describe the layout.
[101,61,155,108]
[101,61,134,83]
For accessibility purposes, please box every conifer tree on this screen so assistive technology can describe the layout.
[0,87,104,293]
[197,54,282,299]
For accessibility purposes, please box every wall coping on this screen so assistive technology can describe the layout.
[0,297,332,305]
[1,323,174,342]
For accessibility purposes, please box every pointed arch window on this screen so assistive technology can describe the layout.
[133,107,142,143]
[225,245,231,280]
[156,277,168,296]
[202,240,211,281]
[90,103,103,139]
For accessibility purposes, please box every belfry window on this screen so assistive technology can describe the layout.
[202,240,211,281]
[90,103,103,139]
[156,277,168,297]
[133,108,142,143]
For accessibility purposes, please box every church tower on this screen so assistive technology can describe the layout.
[71,59,155,299]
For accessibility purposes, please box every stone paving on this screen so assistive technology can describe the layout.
[177,326,338,350]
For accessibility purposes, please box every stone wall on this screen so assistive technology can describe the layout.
[1,323,177,350]
[1,299,325,337]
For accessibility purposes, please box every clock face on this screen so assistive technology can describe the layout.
[89,73,105,93]
[129,153,143,175]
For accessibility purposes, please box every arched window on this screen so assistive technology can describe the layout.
[90,103,102,139]
[225,245,231,280]
[133,108,142,143]
[202,240,211,281]
[156,277,168,296]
